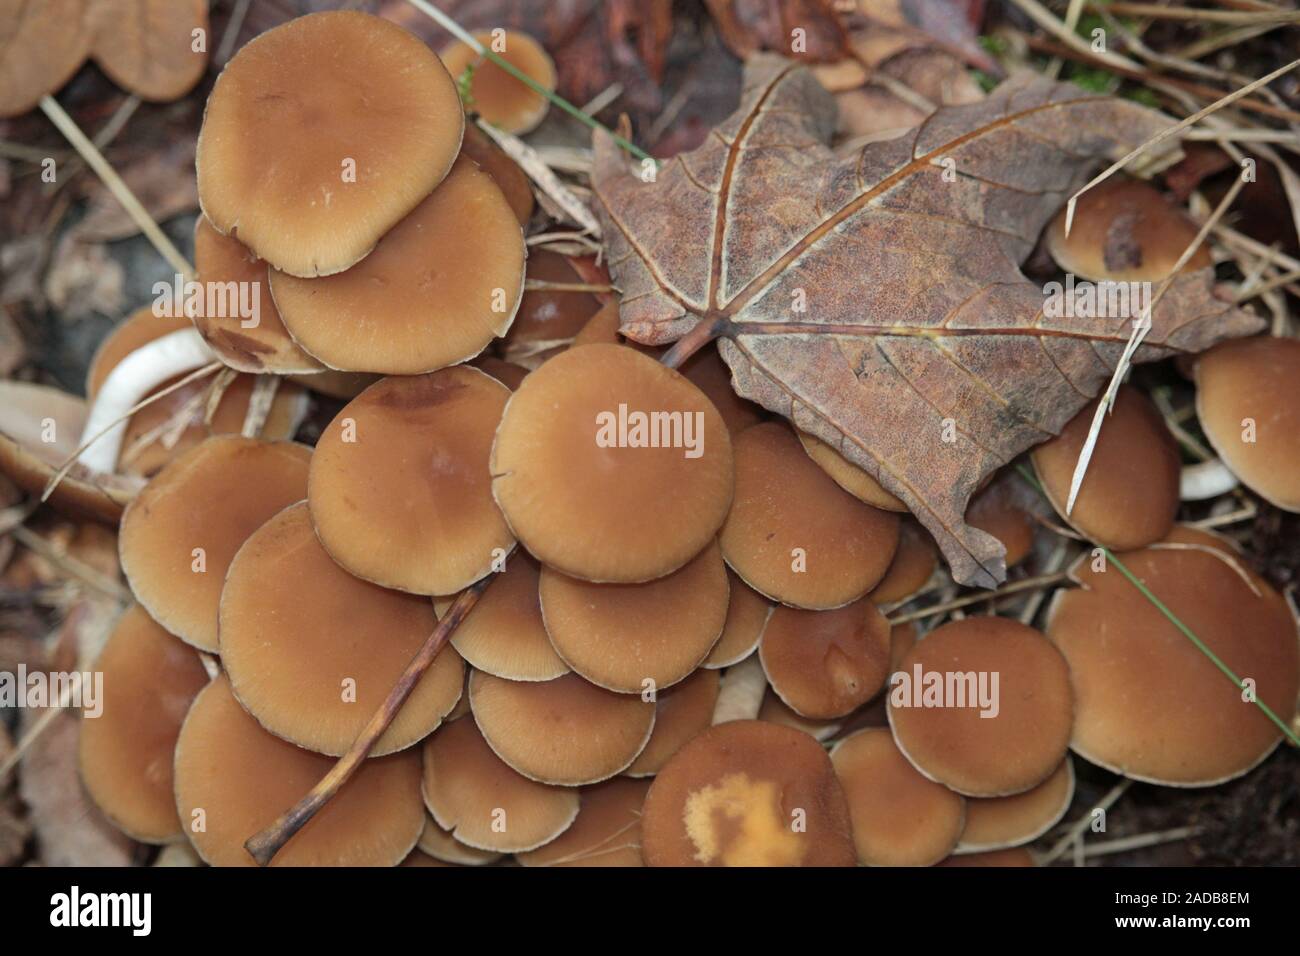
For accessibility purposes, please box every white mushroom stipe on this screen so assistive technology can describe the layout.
[711,653,767,725]
[77,328,218,473]
[1180,458,1241,501]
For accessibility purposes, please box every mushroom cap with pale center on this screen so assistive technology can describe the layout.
[440,30,556,135]
[626,668,721,777]
[118,436,311,652]
[721,422,900,609]
[271,158,525,374]
[421,715,578,853]
[78,605,209,844]
[491,343,734,583]
[956,756,1074,853]
[197,10,464,278]
[308,368,515,596]
[219,502,464,757]
[540,540,730,692]
[516,778,651,867]
[1046,526,1299,786]
[173,675,425,867]
[888,616,1073,797]
[703,570,772,668]
[640,720,856,867]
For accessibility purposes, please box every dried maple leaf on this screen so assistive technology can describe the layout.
[592,56,1263,588]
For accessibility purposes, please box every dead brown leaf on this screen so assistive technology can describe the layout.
[73,139,199,242]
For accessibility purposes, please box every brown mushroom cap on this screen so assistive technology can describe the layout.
[271,158,524,374]
[703,570,772,668]
[760,598,891,720]
[681,346,765,436]
[219,502,463,756]
[119,436,311,652]
[956,756,1074,853]
[422,716,578,853]
[400,848,454,867]
[87,0,208,102]
[1032,385,1179,550]
[571,301,623,348]
[491,343,734,583]
[287,369,381,400]
[540,540,730,692]
[86,309,191,396]
[516,778,650,867]
[758,690,843,741]
[197,11,464,278]
[191,216,322,373]
[888,617,1073,797]
[1045,177,1212,282]
[459,122,535,226]
[416,817,503,865]
[78,605,209,844]
[174,675,424,867]
[470,670,655,785]
[626,668,721,777]
[1195,335,1300,511]
[797,428,907,511]
[966,478,1037,568]
[721,422,900,609]
[870,520,938,604]
[0,1,89,117]
[830,727,966,867]
[640,720,856,867]
[1046,526,1299,785]
[472,356,530,391]
[440,30,556,135]
[308,368,515,596]
[445,553,568,682]
[502,249,601,364]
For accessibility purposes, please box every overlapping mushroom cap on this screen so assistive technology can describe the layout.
[440,30,556,135]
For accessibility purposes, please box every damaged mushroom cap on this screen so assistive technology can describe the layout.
[421,715,578,853]
[502,249,602,364]
[440,30,556,135]
[956,756,1074,853]
[119,436,310,652]
[308,368,515,596]
[540,540,730,692]
[722,422,900,609]
[417,817,503,866]
[78,605,210,844]
[272,157,524,374]
[491,343,734,584]
[517,778,651,867]
[445,552,568,682]
[1046,525,1300,786]
[470,670,655,786]
[219,502,464,756]
[191,216,322,373]
[1045,177,1212,283]
[197,10,464,278]
[1195,335,1300,511]
[0,0,91,117]
[626,668,721,777]
[703,570,773,668]
[174,675,424,867]
[640,720,856,867]
[888,616,1073,797]
[1032,385,1179,550]
[797,429,907,512]
[459,122,535,226]
[870,521,938,604]
[760,598,892,720]
[830,727,966,867]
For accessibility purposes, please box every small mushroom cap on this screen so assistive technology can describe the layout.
[0,0,90,117]
[938,847,1035,867]
[1195,335,1300,511]
[421,716,578,853]
[174,675,424,867]
[572,301,623,348]
[491,343,734,583]
[78,605,209,844]
[956,756,1074,853]
[287,369,381,400]
[459,122,535,226]
[760,598,891,720]
[1032,385,1179,550]
[641,720,856,867]
[87,0,208,102]
[191,216,322,374]
[758,690,842,742]
[272,158,524,374]
[472,356,530,391]
[446,553,569,682]
[1045,177,1212,282]
[540,540,730,692]
[400,848,455,867]
[119,436,311,651]
[965,478,1037,568]
[721,422,900,609]
[888,617,1073,797]
[197,11,464,277]
[703,570,772,668]
[516,778,650,867]
[830,727,966,867]
[1046,526,1299,786]
[797,428,907,511]
[440,30,556,135]
[308,368,515,596]
[220,502,464,756]
[417,817,503,866]
[503,249,601,362]
[626,668,721,777]
[870,520,937,604]
[470,670,655,785]
[682,346,765,436]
